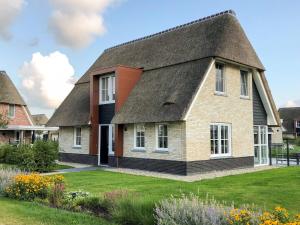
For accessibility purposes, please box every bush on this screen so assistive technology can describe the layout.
[0,144,11,162]
[48,176,65,207]
[4,173,64,201]
[0,168,22,194]
[75,196,109,217]
[3,144,18,164]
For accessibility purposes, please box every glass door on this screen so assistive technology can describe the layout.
[254,125,268,165]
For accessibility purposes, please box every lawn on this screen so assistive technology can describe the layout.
[1,166,300,224]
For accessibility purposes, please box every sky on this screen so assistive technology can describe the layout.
[0,0,300,118]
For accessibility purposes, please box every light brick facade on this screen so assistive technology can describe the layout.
[271,127,283,144]
[59,126,90,154]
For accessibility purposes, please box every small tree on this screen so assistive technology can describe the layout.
[0,112,9,128]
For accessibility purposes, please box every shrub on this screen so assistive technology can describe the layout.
[75,196,109,217]
[32,140,58,172]
[5,173,64,201]
[0,144,10,162]
[102,189,130,209]
[3,144,19,164]
[48,176,65,207]
[0,168,22,194]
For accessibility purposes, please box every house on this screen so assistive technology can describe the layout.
[278,107,300,138]
[31,114,58,141]
[47,10,280,175]
[0,71,58,144]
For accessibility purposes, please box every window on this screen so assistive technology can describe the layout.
[240,70,249,97]
[134,124,145,149]
[8,104,15,118]
[100,74,115,104]
[296,121,300,128]
[210,123,231,157]
[215,63,225,93]
[157,124,168,150]
[254,125,268,165]
[74,127,81,147]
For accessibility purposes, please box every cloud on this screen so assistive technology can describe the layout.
[19,51,76,110]
[49,0,119,48]
[0,0,25,40]
[284,100,300,107]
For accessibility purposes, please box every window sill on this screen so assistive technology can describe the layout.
[72,146,82,149]
[240,96,250,100]
[214,92,227,97]
[131,149,146,152]
[210,155,232,160]
[99,101,115,105]
[153,149,169,154]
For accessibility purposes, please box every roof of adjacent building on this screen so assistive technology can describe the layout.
[278,107,300,133]
[47,10,272,126]
[32,114,49,126]
[0,71,26,105]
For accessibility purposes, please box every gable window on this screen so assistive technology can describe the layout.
[296,121,300,128]
[210,123,231,157]
[100,74,115,104]
[74,127,82,147]
[157,124,168,150]
[240,70,249,97]
[215,63,225,94]
[8,104,15,118]
[134,124,145,149]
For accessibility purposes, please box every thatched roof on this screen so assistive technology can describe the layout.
[278,107,300,133]
[48,10,268,126]
[47,82,90,126]
[32,114,48,126]
[0,71,26,105]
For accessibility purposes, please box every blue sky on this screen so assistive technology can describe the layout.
[1,0,300,117]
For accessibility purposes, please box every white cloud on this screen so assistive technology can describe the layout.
[49,0,119,48]
[285,100,300,107]
[19,51,76,111]
[0,0,25,40]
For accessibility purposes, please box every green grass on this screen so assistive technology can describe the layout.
[0,197,113,225]
[63,167,300,214]
[1,166,300,224]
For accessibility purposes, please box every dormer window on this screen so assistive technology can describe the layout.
[215,63,225,94]
[99,74,115,104]
[8,104,15,118]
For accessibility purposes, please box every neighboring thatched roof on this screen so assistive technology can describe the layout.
[0,71,26,105]
[77,10,264,84]
[48,10,270,126]
[47,83,90,126]
[32,114,48,126]
[278,107,300,133]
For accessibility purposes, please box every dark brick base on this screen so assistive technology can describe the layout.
[108,156,254,175]
[59,153,98,165]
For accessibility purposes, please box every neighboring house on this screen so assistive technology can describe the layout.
[278,107,300,138]
[47,10,280,175]
[32,114,58,141]
[0,71,57,144]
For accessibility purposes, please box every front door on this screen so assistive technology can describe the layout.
[253,125,268,165]
[99,125,115,165]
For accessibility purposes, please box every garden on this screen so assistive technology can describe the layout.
[1,162,300,225]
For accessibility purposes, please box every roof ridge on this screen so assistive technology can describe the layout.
[105,10,236,51]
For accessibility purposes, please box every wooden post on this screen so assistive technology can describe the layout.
[287,139,290,166]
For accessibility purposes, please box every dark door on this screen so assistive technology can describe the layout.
[100,126,109,164]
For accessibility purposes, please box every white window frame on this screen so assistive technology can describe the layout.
[253,125,269,166]
[156,124,168,151]
[134,124,145,150]
[210,123,232,157]
[8,104,15,118]
[215,63,226,95]
[240,70,249,98]
[99,74,115,104]
[73,127,82,147]
[296,121,300,128]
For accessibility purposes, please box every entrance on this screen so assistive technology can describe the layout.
[254,125,268,165]
[98,124,115,165]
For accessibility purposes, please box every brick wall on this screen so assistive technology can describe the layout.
[0,103,32,126]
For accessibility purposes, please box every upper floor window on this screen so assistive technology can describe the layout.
[8,104,15,118]
[157,124,168,150]
[210,123,231,157]
[134,124,145,149]
[240,70,249,97]
[296,121,300,128]
[100,74,115,104]
[215,63,225,94]
[74,127,82,147]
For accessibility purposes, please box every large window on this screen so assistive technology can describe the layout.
[134,124,145,149]
[157,124,168,150]
[215,63,225,94]
[8,104,15,118]
[210,123,231,157]
[100,74,115,104]
[296,121,300,128]
[240,70,249,97]
[74,127,82,147]
[254,125,268,165]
